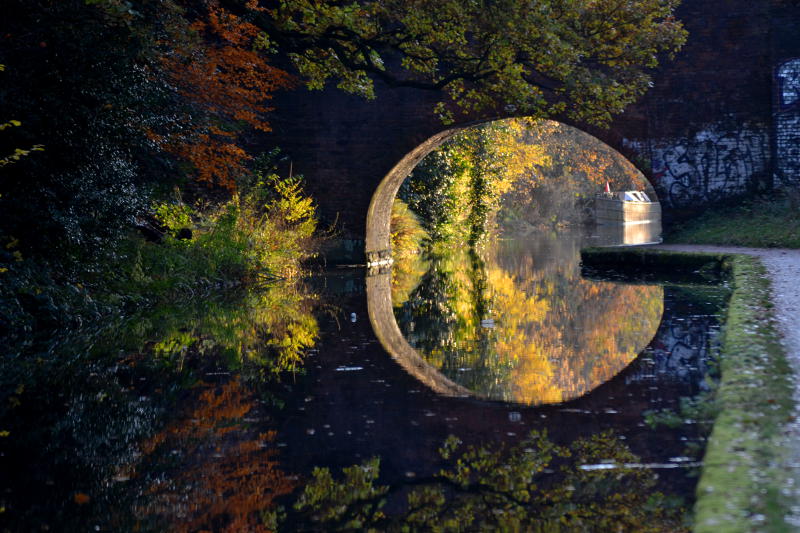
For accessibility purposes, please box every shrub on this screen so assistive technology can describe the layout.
[390,199,428,259]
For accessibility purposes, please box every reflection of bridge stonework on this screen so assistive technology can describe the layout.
[266,0,800,262]
[365,270,472,398]
[366,267,664,405]
[625,292,721,391]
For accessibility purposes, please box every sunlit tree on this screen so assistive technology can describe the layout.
[260,0,686,125]
[148,1,295,190]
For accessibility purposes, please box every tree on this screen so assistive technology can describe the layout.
[499,120,652,229]
[151,1,295,190]
[258,0,686,125]
[399,120,546,245]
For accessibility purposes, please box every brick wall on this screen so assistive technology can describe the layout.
[772,1,800,187]
[263,0,800,262]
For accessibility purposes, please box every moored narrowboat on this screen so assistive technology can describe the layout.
[594,190,661,226]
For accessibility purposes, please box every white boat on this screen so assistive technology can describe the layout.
[594,190,661,226]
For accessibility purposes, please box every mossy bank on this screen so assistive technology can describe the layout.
[582,248,795,532]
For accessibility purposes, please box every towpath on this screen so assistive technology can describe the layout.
[648,244,800,518]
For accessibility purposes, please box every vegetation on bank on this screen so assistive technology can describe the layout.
[666,191,800,248]
[389,199,428,260]
[0,167,318,359]
[582,248,796,532]
[0,0,319,356]
[695,254,794,532]
[398,120,544,248]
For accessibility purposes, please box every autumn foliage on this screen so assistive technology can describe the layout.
[153,2,294,189]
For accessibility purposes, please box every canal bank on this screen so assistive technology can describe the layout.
[582,246,799,532]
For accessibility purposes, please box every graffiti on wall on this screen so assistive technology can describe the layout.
[776,59,800,185]
[778,59,800,109]
[650,127,769,207]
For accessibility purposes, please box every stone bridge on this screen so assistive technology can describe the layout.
[264,0,800,264]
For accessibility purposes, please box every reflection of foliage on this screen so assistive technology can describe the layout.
[285,431,686,531]
[395,248,518,399]
[399,120,547,246]
[394,235,663,405]
[390,253,429,310]
[291,457,388,530]
[646,391,717,431]
[0,278,318,530]
[132,380,296,532]
[121,280,320,377]
[645,387,719,462]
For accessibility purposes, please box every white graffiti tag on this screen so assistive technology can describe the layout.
[778,59,800,108]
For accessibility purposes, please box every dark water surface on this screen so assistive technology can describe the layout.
[0,231,729,531]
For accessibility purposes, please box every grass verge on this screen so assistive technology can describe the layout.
[582,248,795,532]
[666,193,800,248]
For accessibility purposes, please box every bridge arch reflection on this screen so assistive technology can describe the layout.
[366,256,665,405]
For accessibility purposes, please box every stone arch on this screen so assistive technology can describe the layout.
[364,119,658,264]
[366,269,472,397]
[364,126,462,265]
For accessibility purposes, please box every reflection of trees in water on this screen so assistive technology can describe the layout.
[0,281,318,531]
[136,283,320,376]
[131,379,296,533]
[394,249,516,400]
[394,236,663,405]
[282,430,687,532]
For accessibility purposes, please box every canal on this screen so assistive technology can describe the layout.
[0,226,730,531]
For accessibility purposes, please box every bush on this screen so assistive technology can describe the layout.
[0,172,319,358]
[390,199,428,259]
[666,191,800,248]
